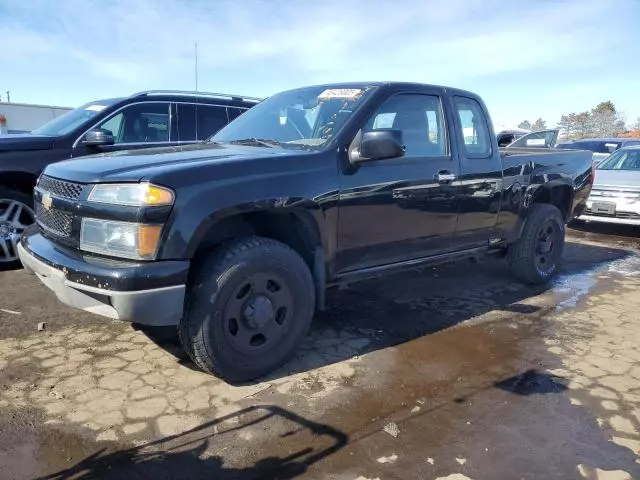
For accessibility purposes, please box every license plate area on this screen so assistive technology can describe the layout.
[592,202,616,215]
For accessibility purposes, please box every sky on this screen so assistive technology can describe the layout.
[1,0,639,130]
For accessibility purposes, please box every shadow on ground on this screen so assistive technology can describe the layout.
[3,240,640,479]
[36,406,348,480]
[140,240,634,383]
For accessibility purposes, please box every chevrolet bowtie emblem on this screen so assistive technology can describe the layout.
[42,193,53,211]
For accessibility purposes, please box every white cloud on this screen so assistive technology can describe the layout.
[0,0,638,113]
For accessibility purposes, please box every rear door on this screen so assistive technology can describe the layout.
[196,104,231,139]
[171,103,198,144]
[171,103,231,143]
[336,90,461,272]
[450,95,503,248]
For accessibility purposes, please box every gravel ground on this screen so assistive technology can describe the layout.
[0,223,639,480]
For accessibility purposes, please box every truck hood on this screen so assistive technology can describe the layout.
[43,142,298,183]
[0,133,55,152]
[594,169,640,189]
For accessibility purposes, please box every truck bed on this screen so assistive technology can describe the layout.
[499,146,590,157]
[500,147,594,174]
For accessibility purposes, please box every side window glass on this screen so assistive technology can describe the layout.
[96,103,169,144]
[174,104,197,141]
[196,106,228,140]
[366,94,446,157]
[98,113,124,142]
[453,96,491,157]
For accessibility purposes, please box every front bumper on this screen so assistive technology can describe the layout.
[578,198,640,226]
[18,230,189,326]
[578,214,640,226]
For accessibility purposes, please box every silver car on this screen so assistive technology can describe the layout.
[580,146,640,225]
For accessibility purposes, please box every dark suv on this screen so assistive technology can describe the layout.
[0,90,261,266]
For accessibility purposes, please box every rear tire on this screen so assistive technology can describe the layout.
[0,189,35,269]
[179,236,315,383]
[509,203,565,284]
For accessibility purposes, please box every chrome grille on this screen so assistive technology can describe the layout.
[35,203,73,238]
[590,186,640,199]
[584,208,640,219]
[38,175,84,200]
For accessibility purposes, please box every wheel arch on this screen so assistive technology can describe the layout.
[185,200,328,309]
[0,171,38,197]
[530,182,573,222]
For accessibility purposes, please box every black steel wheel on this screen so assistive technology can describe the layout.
[509,203,565,284]
[535,220,560,273]
[222,272,295,355]
[179,236,315,383]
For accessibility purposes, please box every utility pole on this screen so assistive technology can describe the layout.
[194,42,199,91]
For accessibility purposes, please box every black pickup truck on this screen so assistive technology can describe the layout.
[18,82,594,382]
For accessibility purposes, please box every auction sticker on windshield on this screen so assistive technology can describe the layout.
[318,89,363,100]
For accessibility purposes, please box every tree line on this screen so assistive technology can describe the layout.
[517,101,640,141]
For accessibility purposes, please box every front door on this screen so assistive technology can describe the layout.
[336,92,461,273]
[72,102,172,157]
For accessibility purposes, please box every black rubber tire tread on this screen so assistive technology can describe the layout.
[179,236,315,383]
[0,188,34,269]
[508,203,565,284]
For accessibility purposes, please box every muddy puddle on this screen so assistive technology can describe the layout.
[1,239,640,479]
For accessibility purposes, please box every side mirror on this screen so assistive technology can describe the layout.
[83,129,114,147]
[354,129,405,163]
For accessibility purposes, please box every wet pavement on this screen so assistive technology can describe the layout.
[0,223,639,480]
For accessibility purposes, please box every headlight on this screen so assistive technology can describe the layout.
[88,183,174,206]
[80,218,162,260]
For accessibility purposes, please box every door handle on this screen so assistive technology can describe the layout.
[435,171,457,183]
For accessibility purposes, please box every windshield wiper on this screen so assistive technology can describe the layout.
[225,138,281,148]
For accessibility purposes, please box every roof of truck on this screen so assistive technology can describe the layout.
[280,81,479,97]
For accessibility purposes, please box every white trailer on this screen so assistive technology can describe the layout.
[0,102,72,134]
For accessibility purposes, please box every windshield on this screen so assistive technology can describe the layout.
[598,149,640,170]
[212,86,375,150]
[507,130,557,148]
[32,101,117,136]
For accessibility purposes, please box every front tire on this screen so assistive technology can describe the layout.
[179,237,315,383]
[509,204,565,284]
[0,189,35,269]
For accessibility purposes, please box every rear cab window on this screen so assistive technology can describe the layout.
[453,96,492,157]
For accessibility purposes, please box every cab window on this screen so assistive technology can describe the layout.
[453,96,491,157]
[366,94,446,157]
